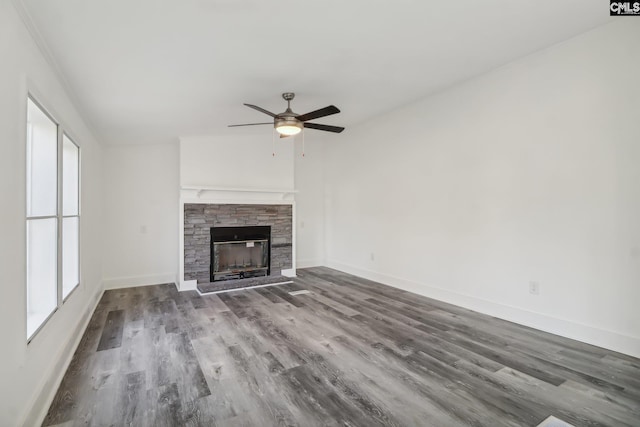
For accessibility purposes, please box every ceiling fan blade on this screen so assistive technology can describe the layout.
[296,105,340,122]
[228,122,273,127]
[244,103,278,118]
[303,122,345,133]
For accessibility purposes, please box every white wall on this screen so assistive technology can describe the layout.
[180,134,294,189]
[0,2,104,425]
[325,20,640,357]
[103,143,179,288]
[294,137,326,267]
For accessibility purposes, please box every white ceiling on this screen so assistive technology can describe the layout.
[18,0,611,145]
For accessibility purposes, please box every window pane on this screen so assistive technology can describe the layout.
[27,218,57,338]
[27,99,57,217]
[62,217,79,299]
[63,136,79,216]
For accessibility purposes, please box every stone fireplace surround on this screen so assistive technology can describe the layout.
[183,203,293,284]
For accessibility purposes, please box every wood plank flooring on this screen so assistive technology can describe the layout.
[43,267,640,426]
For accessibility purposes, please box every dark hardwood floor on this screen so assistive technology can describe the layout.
[43,267,640,426]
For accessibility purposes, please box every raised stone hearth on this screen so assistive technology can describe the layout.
[196,275,292,294]
[184,204,292,283]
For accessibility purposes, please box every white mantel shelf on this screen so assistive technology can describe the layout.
[181,186,297,200]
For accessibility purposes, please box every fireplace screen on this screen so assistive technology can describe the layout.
[210,226,270,282]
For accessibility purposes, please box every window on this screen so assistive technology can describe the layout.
[26,98,58,339]
[26,98,81,340]
[62,135,80,299]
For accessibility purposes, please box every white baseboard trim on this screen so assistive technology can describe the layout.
[297,258,326,269]
[327,260,640,359]
[180,279,198,292]
[26,284,105,427]
[281,268,296,278]
[103,273,176,290]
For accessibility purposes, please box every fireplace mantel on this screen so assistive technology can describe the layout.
[181,185,296,202]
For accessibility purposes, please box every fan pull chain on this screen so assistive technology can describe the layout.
[272,129,275,157]
[302,128,305,157]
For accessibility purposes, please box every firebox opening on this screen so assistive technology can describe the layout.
[210,226,271,282]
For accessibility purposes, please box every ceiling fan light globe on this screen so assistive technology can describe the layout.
[275,123,302,136]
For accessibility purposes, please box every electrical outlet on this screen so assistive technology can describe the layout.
[529,281,540,295]
[140,225,147,234]
[370,252,375,261]
[300,221,305,229]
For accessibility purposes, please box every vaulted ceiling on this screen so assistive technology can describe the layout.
[16,0,611,145]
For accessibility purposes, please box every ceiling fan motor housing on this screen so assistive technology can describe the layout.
[275,95,303,135]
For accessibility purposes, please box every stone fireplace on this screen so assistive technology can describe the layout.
[183,204,293,284]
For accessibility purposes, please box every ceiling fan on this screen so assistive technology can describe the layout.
[229,92,345,137]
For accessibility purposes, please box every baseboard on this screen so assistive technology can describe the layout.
[327,260,640,359]
[297,258,326,269]
[180,279,198,292]
[281,268,296,278]
[24,284,105,427]
[103,273,176,290]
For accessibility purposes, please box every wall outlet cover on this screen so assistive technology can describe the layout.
[529,281,540,295]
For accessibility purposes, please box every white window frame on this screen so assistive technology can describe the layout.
[26,95,81,343]
[62,133,81,302]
